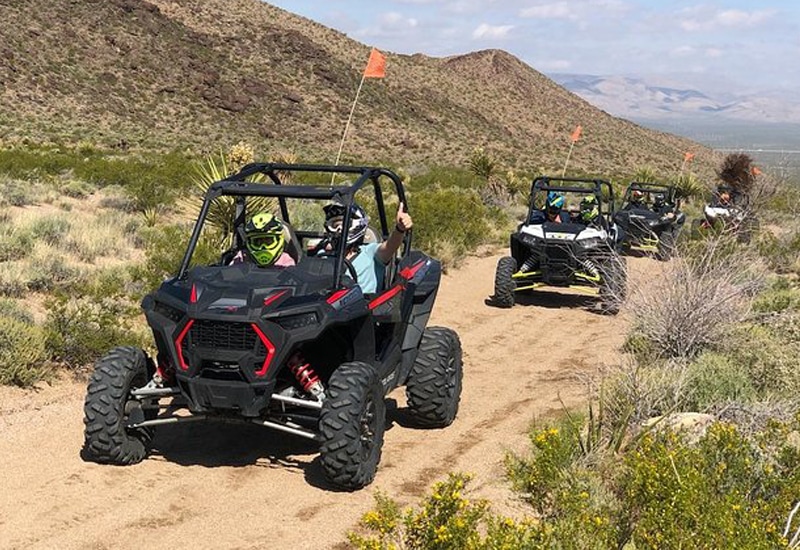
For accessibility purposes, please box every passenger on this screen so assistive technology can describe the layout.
[231,212,296,267]
[578,195,600,225]
[322,201,412,294]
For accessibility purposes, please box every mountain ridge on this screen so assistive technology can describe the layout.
[0,0,716,178]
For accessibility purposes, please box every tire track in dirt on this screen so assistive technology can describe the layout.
[0,253,652,550]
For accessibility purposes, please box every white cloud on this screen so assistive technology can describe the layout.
[472,23,514,39]
[520,2,574,20]
[380,12,419,28]
[705,48,723,58]
[670,45,695,57]
[680,8,776,32]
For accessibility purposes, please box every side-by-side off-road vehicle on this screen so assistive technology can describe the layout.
[613,181,686,261]
[692,185,759,244]
[492,176,627,314]
[83,164,462,490]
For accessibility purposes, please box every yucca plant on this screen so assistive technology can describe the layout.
[672,172,706,202]
[632,165,660,183]
[181,143,275,251]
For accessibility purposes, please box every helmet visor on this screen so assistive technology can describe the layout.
[248,234,281,251]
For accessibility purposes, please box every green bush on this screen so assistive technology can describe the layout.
[621,423,795,549]
[0,315,50,386]
[44,291,146,369]
[0,224,34,262]
[752,277,800,313]
[722,324,800,395]
[0,297,34,324]
[132,224,221,294]
[29,215,71,246]
[411,187,491,266]
[685,352,757,409]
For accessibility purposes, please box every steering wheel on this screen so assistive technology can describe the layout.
[343,257,358,284]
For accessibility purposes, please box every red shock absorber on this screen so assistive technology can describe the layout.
[288,352,325,400]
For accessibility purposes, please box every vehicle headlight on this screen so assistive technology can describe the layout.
[578,237,603,249]
[521,233,542,247]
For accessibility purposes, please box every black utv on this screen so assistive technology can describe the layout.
[83,164,462,490]
[492,176,627,314]
[613,181,685,260]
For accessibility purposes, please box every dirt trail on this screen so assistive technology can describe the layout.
[0,253,653,550]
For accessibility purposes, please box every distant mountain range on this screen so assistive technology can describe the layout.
[549,73,800,126]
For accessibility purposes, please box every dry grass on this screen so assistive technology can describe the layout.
[625,236,767,359]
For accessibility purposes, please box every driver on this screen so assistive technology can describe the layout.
[626,189,646,209]
[322,201,412,294]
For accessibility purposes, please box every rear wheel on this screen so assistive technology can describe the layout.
[493,256,517,308]
[83,347,155,465]
[406,327,463,428]
[319,362,385,490]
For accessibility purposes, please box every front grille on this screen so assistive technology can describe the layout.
[545,244,572,261]
[189,320,258,351]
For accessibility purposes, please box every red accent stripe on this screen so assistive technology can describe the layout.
[399,260,425,280]
[175,319,194,371]
[368,284,403,310]
[190,284,198,303]
[326,288,350,305]
[263,289,289,307]
[251,323,276,377]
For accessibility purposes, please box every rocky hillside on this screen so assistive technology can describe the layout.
[0,0,717,177]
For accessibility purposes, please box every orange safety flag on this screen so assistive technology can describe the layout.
[684,151,695,162]
[751,166,762,176]
[570,125,582,143]
[363,48,386,78]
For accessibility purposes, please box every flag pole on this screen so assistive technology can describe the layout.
[331,73,367,184]
[561,141,575,178]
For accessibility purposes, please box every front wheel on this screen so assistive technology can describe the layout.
[406,327,463,428]
[319,362,386,490]
[599,255,627,315]
[83,346,155,465]
[656,230,676,261]
[493,256,517,308]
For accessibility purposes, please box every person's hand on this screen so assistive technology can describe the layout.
[395,203,412,233]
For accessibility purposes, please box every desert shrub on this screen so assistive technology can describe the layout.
[411,187,490,265]
[59,179,93,198]
[44,290,146,369]
[685,352,757,410]
[0,297,34,324]
[499,415,800,549]
[755,228,800,275]
[621,423,796,549]
[0,315,50,386]
[752,277,800,313]
[29,215,70,246]
[0,175,42,206]
[626,236,765,359]
[722,323,800,396]
[0,223,34,261]
[671,172,706,202]
[132,224,220,293]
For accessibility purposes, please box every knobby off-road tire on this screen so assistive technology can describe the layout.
[83,346,155,465]
[406,327,463,428]
[319,362,386,490]
[493,256,517,308]
[599,255,627,315]
[656,229,676,261]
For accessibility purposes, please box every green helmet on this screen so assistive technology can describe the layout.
[580,195,599,222]
[245,212,285,267]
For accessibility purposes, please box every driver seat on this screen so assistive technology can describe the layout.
[281,221,303,264]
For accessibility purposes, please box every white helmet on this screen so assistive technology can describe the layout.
[323,202,369,247]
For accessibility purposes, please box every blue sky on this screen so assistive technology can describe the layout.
[268,1,798,94]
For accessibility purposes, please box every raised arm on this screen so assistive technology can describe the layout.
[377,202,412,264]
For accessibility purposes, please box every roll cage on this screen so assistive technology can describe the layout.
[177,163,411,289]
[526,176,616,223]
[622,181,678,207]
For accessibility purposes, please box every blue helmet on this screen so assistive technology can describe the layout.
[546,191,565,214]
